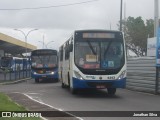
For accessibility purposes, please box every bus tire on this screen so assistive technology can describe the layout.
[107,88,116,96]
[61,81,65,88]
[61,71,62,80]
[35,78,39,83]
[68,73,70,88]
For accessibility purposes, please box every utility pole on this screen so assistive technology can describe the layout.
[43,34,45,49]
[154,0,159,37]
[155,0,159,94]
[120,0,123,31]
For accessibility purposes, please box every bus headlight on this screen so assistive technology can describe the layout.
[34,72,37,74]
[51,71,54,74]
[74,71,84,80]
[118,70,126,80]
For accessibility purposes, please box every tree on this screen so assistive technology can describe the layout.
[119,16,154,56]
[146,19,154,38]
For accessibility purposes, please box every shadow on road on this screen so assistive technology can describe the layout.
[66,88,122,99]
[33,79,60,84]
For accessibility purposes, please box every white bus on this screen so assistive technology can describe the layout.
[59,30,126,95]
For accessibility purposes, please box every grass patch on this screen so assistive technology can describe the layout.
[0,93,41,120]
[0,92,26,111]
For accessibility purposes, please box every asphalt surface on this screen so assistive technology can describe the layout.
[0,79,160,120]
[5,92,78,120]
[0,79,78,120]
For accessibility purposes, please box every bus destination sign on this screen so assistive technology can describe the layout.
[83,33,115,39]
[33,50,56,55]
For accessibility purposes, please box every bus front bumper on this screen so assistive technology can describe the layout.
[31,72,58,80]
[72,77,126,89]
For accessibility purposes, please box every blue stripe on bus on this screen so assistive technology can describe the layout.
[72,77,126,89]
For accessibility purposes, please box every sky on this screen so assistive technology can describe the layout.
[0,0,156,50]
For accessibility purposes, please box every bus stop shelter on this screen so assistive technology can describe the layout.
[0,32,37,56]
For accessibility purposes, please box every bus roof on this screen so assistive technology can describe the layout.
[74,29,122,33]
[31,49,58,56]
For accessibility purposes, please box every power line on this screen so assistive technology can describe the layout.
[0,0,99,11]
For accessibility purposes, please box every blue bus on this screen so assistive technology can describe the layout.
[30,49,59,83]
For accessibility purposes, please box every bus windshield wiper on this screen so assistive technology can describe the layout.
[104,40,112,57]
[86,40,97,55]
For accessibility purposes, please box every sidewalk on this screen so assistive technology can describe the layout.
[5,92,79,120]
[0,76,79,120]
[0,78,30,85]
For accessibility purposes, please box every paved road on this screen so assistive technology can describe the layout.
[0,79,160,120]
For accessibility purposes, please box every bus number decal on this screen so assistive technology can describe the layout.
[107,76,115,80]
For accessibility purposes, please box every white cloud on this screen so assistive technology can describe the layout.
[0,0,157,51]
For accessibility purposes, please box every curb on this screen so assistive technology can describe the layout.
[0,78,31,85]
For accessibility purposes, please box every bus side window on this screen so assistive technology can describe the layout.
[65,45,69,60]
[70,37,73,52]
[65,39,73,60]
[69,43,73,52]
[60,47,63,61]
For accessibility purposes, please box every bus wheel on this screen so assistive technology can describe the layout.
[107,88,116,96]
[35,78,39,83]
[61,81,65,88]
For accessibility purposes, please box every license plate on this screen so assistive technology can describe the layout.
[96,85,105,88]
[42,76,46,77]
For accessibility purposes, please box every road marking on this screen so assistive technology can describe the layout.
[24,92,43,102]
[9,92,47,120]
[23,93,84,120]
[25,93,41,94]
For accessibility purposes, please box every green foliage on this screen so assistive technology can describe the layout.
[119,16,154,56]
[0,93,41,120]
[0,93,26,111]
[146,19,154,38]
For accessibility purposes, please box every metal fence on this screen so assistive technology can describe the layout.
[127,57,160,94]
[0,61,31,82]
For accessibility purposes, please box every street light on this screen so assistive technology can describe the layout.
[38,41,54,49]
[38,41,45,49]
[14,28,38,57]
[154,0,159,37]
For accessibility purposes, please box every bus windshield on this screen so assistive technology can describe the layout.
[75,40,124,70]
[31,55,57,68]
